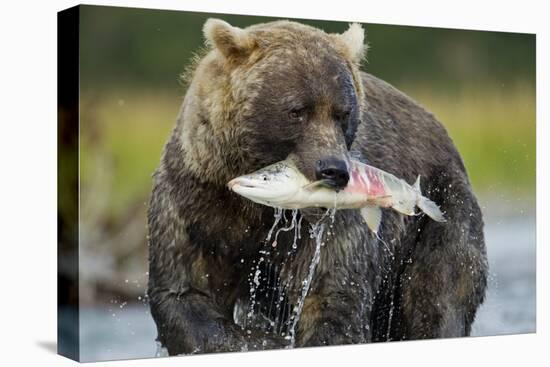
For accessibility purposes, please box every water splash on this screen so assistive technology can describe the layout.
[287,209,331,347]
[246,209,300,331]
[245,256,265,329]
[266,207,284,242]
[374,230,394,258]
[155,341,169,358]
[272,209,299,247]
[275,282,290,336]
[386,288,395,341]
[292,214,304,250]
[245,207,334,345]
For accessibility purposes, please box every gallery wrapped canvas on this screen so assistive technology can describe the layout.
[58,4,535,362]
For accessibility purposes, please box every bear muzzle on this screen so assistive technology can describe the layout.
[315,156,350,190]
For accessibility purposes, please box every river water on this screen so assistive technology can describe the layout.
[79,215,536,361]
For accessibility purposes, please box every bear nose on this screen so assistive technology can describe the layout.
[315,157,350,190]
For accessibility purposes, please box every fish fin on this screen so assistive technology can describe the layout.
[418,196,446,222]
[413,175,421,192]
[413,176,446,222]
[360,206,382,234]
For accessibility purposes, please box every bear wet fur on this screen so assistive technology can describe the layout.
[147,19,488,354]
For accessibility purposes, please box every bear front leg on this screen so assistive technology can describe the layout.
[391,195,488,340]
[294,289,369,347]
[149,287,289,355]
[147,187,290,354]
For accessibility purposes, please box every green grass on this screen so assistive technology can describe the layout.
[402,82,535,196]
[80,90,182,219]
[79,83,535,220]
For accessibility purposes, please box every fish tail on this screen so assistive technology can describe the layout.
[415,176,446,222]
[418,196,446,222]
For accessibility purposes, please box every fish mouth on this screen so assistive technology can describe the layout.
[227,178,262,191]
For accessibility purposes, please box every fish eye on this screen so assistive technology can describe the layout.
[262,175,268,181]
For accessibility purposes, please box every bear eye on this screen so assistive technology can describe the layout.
[288,108,306,121]
[334,110,351,121]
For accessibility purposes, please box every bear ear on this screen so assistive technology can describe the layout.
[203,18,255,59]
[337,23,367,64]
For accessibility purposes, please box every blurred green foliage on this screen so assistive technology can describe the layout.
[79,5,535,92]
[407,83,535,196]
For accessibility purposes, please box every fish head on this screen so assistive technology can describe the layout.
[227,160,309,207]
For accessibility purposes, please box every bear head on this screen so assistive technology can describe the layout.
[178,18,368,190]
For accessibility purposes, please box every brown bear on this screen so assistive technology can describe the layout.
[147,18,488,355]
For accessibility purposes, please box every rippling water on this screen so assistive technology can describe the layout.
[471,215,536,336]
[78,215,536,362]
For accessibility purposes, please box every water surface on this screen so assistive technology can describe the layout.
[79,216,536,361]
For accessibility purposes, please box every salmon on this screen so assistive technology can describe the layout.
[228,159,446,233]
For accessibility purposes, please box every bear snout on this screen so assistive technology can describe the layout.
[315,156,350,190]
